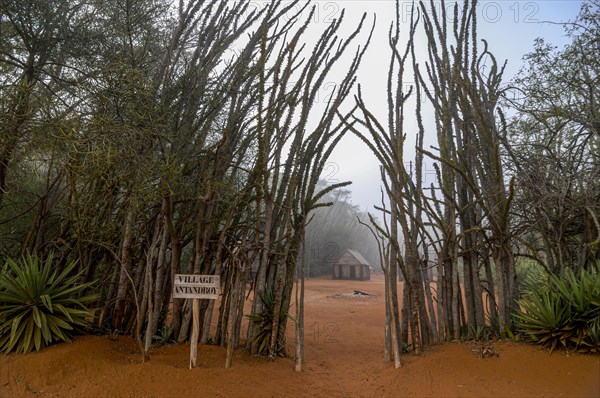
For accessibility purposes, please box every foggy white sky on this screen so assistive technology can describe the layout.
[302,0,585,211]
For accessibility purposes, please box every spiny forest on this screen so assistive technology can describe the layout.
[1,0,599,368]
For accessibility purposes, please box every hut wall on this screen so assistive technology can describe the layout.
[332,262,370,281]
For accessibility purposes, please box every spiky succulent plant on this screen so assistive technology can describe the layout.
[0,253,96,353]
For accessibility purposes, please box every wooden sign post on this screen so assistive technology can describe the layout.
[173,274,220,369]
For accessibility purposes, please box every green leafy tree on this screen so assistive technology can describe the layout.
[506,0,600,274]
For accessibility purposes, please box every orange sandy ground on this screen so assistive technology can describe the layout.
[1,275,599,397]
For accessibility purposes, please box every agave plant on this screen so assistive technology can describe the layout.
[580,317,600,354]
[551,267,600,320]
[516,260,550,298]
[514,263,600,353]
[514,290,572,352]
[0,253,96,353]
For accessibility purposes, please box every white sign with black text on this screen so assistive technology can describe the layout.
[173,274,220,299]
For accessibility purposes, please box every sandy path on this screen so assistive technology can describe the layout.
[1,275,599,397]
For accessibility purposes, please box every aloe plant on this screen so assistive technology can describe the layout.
[0,253,96,353]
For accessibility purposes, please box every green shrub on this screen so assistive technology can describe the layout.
[0,253,96,353]
[514,264,600,353]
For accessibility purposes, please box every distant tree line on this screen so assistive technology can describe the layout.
[304,183,380,277]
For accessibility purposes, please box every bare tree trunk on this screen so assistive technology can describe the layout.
[144,226,161,356]
[471,254,485,327]
[268,275,284,359]
[200,300,215,344]
[177,300,192,343]
[436,256,445,340]
[248,196,273,353]
[150,222,169,336]
[295,242,305,372]
[493,248,507,333]
[494,243,517,332]
[226,265,241,369]
[388,257,402,368]
[383,263,392,362]
[483,254,498,322]
[389,198,403,367]
[113,205,136,331]
[421,265,438,342]
[233,279,246,349]
[451,244,461,340]
[0,150,11,210]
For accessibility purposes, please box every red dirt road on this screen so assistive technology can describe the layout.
[1,275,599,397]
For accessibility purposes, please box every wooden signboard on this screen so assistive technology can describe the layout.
[173,274,220,299]
[173,274,220,368]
